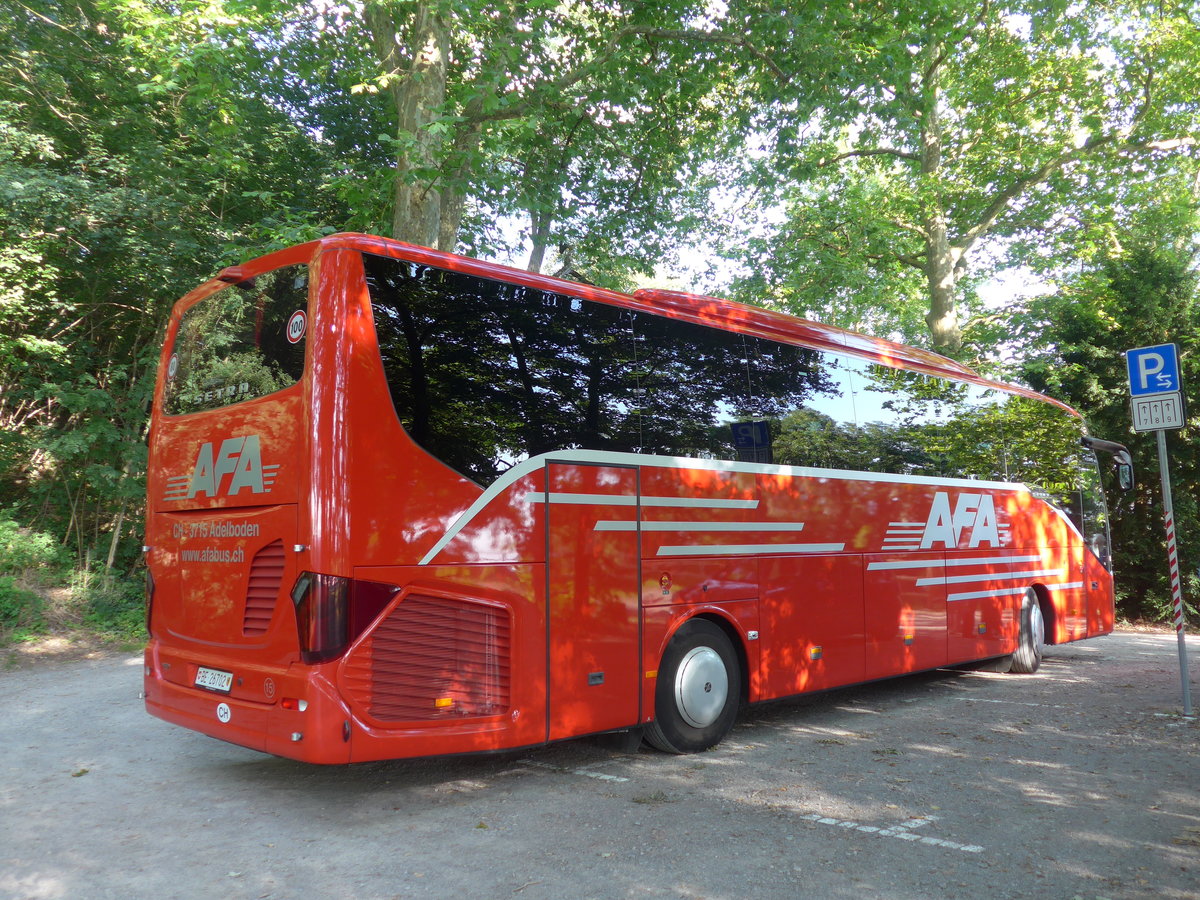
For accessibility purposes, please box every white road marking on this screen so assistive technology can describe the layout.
[519,759,630,783]
[953,697,1068,709]
[795,812,984,853]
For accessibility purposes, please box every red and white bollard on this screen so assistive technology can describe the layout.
[1157,431,1193,717]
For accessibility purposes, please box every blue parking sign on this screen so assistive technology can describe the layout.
[1126,344,1181,396]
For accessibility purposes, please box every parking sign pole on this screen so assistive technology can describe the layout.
[1127,343,1192,717]
[1156,429,1193,717]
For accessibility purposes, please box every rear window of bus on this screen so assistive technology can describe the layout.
[163,265,309,415]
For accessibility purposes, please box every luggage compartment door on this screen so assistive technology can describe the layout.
[546,462,641,741]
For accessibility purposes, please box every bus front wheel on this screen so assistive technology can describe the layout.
[646,619,740,754]
[1009,589,1045,674]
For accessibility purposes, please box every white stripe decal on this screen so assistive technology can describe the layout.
[947,586,1031,602]
[417,448,1034,566]
[867,555,1041,572]
[916,568,1065,587]
[947,582,1081,602]
[595,521,805,533]
[657,543,845,557]
[524,491,759,509]
[527,491,636,506]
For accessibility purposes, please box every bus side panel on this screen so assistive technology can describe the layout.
[759,555,865,696]
[546,463,640,741]
[409,469,548,566]
[1056,544,1091,642]
[1087,550,1116,637]
[944,546,1027,664]
[863,551,948,679]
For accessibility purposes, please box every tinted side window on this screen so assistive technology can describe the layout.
[368,254,808,482]
[367,254,651,484]
[366,252,882,484]
[998,395,1093,534]
[760,350,859,469]
[364,252,1092,508]
[850,362,1096,530]
[629,315,755,460]
[840,362,972,476]
[1079,451,1110,564]
[164,265,308,415]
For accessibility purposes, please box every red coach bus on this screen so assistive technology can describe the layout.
[143,233,1128,763]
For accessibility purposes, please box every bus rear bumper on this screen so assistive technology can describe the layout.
[142,644,354,764]
[142,643,537,763]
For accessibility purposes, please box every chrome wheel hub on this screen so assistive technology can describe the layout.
[1030,600,1045,647]
[675,646,729,728]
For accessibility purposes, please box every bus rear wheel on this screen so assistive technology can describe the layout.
[646,619,740,754]
[1009,589,1045,674]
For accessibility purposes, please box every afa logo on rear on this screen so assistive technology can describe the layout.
[162,435,281,501]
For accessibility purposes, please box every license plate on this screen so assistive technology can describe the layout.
[195,666,233,693]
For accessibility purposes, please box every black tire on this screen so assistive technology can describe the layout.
[646,619,740,754]
[1009,588,1045,674]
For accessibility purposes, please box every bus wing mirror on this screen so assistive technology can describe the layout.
[1116,453,1134,492]
[1083,437,1134,492]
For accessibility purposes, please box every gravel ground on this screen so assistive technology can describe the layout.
[1,630,1198,900]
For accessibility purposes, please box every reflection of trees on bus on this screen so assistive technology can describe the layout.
[776,364,1108,540]
[364,251,1106,544]
[367,254,841,484]
[164,266,307,416]
[771,408,928,474]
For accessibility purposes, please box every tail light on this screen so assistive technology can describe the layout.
[290,573,398,664]
[144,567,156,637]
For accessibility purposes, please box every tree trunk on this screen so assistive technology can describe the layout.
[364,1,450,247]
[925,217,961,353]
[435,121,484,252]
[918,41,962,353]
[527,205,551,273]
[105,500,126,571]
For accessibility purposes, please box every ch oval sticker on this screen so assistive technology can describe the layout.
[216,702,232,724]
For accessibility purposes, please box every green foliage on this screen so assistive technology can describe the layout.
[722,0,1200,351]
[0,576,45,632]
[75,573,146,641]
[0,517,69,577]
[0,0,347,578]
[1013,223,1200,621]
[0,518,60,639]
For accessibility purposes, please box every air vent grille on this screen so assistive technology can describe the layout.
[343,594,511,721]
[242,540,285,636]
